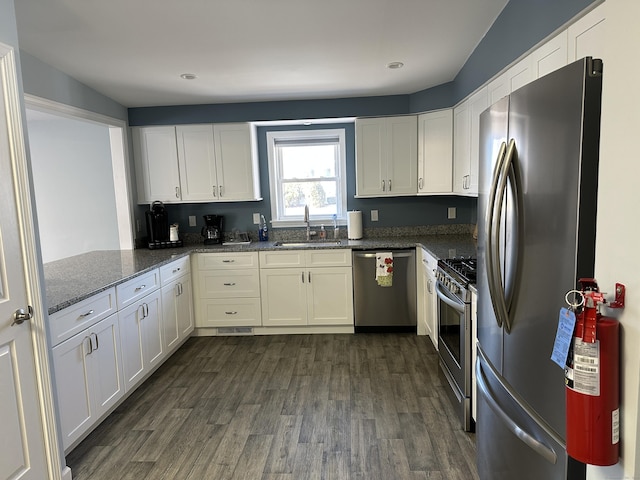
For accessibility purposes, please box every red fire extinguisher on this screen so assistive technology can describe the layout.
[565,278,624,466]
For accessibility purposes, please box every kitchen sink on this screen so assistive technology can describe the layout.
[272,240,343,247]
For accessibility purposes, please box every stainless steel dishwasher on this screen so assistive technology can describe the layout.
[352,249,416,332]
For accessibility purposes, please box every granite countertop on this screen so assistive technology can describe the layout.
[43,234,476,315]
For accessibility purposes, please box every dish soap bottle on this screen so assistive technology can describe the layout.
[259,215,269,241]
[319,224,326,240]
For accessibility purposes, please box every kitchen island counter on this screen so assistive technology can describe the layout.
[43,234,476,314]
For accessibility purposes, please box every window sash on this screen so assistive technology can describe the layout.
[267,129,347,226]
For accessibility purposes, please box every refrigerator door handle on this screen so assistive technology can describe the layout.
[493,139,517,333]
[504,140,522,317]
[476,356,558,465]
[485,141,507,328]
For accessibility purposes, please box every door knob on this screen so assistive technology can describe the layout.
[12,306,34,326]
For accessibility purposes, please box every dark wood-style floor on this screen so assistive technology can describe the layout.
[66,334,480,480]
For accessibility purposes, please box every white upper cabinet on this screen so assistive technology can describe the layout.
[531,30,568,79]
[176,124,218,202]
[567,3,606,62]
[133,123,261,204]
[133,126,181,203]
[213,123,261,201]
[453,87,486,196]
[355,115,417,197]
[417,109,453,195]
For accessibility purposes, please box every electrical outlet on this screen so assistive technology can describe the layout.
[253,213,261,225]
[447,207,457,219]
[188,215,197,227]
[371,210,379,222]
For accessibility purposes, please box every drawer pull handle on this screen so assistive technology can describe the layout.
[223,283,236,286]
[222,260,235,263]
[225,311,238,315]
[135,284,146,292]
[172,267,181,273]
[80,309,94,317]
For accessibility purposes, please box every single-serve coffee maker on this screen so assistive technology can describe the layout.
[146,201,169,243]
[202,214,223,244]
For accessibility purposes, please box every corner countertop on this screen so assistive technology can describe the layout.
[43,234,476,315]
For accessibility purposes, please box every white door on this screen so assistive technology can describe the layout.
[0,46,50,479]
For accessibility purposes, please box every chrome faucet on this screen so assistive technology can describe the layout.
[304,204,315,241]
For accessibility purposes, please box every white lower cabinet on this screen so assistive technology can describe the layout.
[259,249,353,327]
[160,257,194,353]
[52,313,124,451]
[118,288,163,392]
[193,252,262,328]
[417,247,438,349]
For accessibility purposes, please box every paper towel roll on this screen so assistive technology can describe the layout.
[347,210,363,239]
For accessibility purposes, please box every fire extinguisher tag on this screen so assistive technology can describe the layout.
[551,308,577,368]
[612,408,620,444]
[568,337,600,396]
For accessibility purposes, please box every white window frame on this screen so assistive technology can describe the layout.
[267,128,347,227]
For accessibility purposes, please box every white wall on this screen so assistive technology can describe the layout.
[589,0,640,479]
[26,110,120,262]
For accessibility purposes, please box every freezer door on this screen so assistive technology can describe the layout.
[477,95,509,373]
[502,58,601,438]
[476,349,569,480]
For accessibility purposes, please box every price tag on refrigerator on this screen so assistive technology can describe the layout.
[551,307,577,368]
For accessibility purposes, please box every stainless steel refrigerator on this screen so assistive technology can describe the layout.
[476,57,603,480]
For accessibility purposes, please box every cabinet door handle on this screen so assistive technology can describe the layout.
[79,309,94,318]
[308,272,311,283]
[135,284,146,292]
[212,185,217,197]
[219,185,223,197]
[175,186,180,198]
[418,177,423,190]
[389,179,392,191]
[90,332,99,351]
[223,282,236,286]
[301,271,305,283]
[225,311,238,315]
[427,279,433,294]
[222,259,235,263]
[178,283,183,295]
[382,180,386,192]
[84,335,93,355]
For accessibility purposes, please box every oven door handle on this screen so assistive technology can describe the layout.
[435,282,466,314]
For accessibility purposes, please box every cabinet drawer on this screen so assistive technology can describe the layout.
[259,250,305,268]
[49,288,117,346]
[197,270,260,298]
[421,247,438,273]
[198,298,262,327]
[197,252,258,270]
[116,269,160,309]
[160,256,190,286]
[306,249,352,267]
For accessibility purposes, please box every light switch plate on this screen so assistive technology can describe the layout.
[253,213,261,225]
[447,207,457,219]
[371,210,379,221]
[188,215,197,227]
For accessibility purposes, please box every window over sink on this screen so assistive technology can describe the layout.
[266,128,347,227]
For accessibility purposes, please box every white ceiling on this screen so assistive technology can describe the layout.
[14,0,508,108]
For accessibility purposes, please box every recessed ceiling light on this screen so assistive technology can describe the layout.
[386,62,404,70]
[180,73,197,80]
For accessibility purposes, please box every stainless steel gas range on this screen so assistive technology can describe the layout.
[435,257,477,432]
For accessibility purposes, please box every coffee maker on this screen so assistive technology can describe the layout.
[201,214,223,244]
[146,201,169,243]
